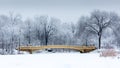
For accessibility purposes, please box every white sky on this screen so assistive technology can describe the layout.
[0,0,120,22]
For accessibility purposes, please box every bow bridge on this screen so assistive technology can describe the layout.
[17,45,96,54]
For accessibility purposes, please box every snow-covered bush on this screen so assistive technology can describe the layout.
[100,49,118,57]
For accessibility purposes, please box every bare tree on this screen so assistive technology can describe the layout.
[85,10,119,49]
[24,19,32,46]
[76,16,91,45]
[9,12,22,54]
[34,16,59,45]
[42,17,58,45]
[110,22,120,47]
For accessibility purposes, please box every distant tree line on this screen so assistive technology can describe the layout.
[0,10,120,54]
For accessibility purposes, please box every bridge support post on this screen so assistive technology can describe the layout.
[80,50,85,53]
[28,50,32,54]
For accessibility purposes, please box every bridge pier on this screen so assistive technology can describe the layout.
[28,50,32,54]
[80,50,85,53]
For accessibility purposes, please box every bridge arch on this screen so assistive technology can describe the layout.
[18,45,96,54]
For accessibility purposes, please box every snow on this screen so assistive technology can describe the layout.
[0,53,120,68]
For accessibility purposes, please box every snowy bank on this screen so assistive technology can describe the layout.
[0,53,120,68]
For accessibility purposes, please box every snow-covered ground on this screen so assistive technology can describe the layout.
[0,53,120,68]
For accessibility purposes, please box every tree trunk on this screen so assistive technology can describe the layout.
[85,38,88,46]
[44,31,48,46]
[98,35,101,49]
[18,37,21,53]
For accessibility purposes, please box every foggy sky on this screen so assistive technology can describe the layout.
[0,0,120,22]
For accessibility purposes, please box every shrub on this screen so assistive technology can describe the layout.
[100,49,117,57]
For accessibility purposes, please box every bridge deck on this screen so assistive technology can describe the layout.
[17,45,96,54]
